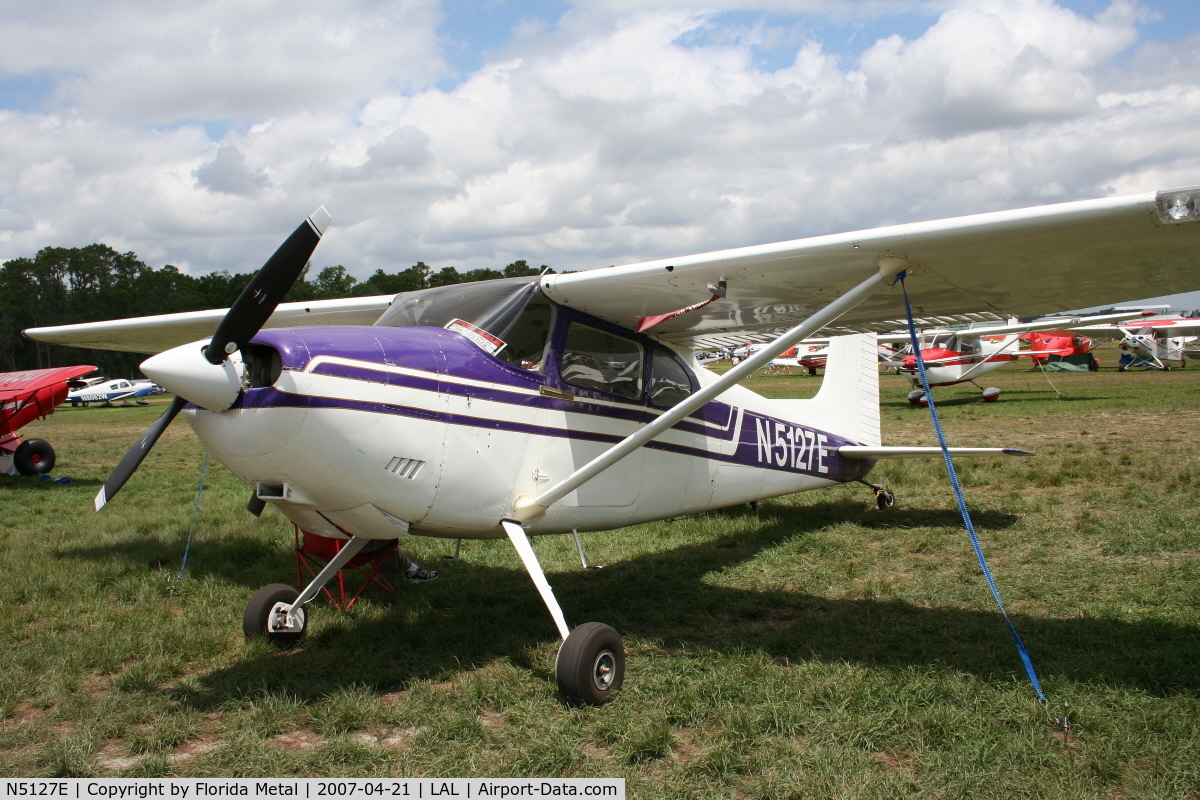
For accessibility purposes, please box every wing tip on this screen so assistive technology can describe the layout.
[94,487,107,511]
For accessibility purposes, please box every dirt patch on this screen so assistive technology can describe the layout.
[873,750,918,779]
[479,712,505,733]
[168,736,222,765]
[272,730,325,750]
[97,742,142,772]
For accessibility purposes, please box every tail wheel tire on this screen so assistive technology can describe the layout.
[14,439,55,476]
[556,622,624,705]
[243,584,306,646]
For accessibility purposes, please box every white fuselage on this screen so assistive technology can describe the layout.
[184,323,875,542]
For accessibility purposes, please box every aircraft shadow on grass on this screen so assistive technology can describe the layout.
[59,500,1200,708]
[881,393,1115,410]
[0,476,103,490]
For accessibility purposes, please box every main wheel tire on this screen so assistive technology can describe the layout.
[556,622,624,705]
[14,439,55,476]
[243,584,306,646]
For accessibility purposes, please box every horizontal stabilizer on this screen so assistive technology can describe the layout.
[839,446,1032,459]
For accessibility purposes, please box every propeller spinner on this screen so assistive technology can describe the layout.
[95,206,331,511]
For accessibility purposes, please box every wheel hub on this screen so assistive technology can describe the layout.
[592,649,616,691]
[267,601,305,633]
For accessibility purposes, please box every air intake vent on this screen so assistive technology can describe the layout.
[385,457,425,479]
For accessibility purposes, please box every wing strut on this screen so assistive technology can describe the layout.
[509,257,911,522]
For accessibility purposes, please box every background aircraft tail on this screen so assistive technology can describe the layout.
[771,332,881,446]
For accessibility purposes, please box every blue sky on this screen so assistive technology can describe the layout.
[1,0,1198,310]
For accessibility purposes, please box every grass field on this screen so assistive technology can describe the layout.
[1,363,1198,797]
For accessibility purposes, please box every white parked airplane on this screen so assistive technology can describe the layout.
[66,376,160,407]
[25,184,1200,703]
[1065,316,1200,370]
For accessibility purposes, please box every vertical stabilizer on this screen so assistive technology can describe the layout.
[773,333,881,446]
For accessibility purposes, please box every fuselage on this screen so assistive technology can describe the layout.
[66,377,157,405]
[183,304,874,541]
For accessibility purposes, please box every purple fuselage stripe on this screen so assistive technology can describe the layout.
[302,360,737,440]
[237,386,868,481]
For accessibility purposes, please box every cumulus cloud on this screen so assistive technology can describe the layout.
[194,146,269,196]
[0,0,447,123]
[0,0,1198,280]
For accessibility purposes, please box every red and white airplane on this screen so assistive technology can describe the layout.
[24,184,1200,703]
[0,366,97,476]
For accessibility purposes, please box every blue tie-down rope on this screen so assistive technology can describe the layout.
[896,272,1047,704]
[175,450,211,583]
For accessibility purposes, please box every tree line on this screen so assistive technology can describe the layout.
[0,243,550,376]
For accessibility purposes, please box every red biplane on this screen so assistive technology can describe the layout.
[0,366,96,476]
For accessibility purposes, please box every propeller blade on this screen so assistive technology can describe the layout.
[206,206,331,365]
[95,395,187,511]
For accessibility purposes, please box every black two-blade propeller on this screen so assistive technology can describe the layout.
[95,206,330,511]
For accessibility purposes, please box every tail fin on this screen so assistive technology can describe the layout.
[772,333,881,446]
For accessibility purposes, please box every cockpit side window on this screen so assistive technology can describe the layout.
[648,349,693,408]
[560,323,643,399]
[496,298,554,373]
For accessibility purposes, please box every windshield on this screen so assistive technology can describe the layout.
[375,276,540,332]
[374,276,554,367]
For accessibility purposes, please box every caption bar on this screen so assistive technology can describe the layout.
[1,781,624,800]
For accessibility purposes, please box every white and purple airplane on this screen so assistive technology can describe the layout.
[26,184,1200,703]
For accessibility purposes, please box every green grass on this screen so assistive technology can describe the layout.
[2,363,1199,797]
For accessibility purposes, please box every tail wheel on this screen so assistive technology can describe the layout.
[556,622,624,705]
[14,439,55,476]
[875,489,895,510]
[243,584,306,646]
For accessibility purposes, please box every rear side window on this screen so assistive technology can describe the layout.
[560,323,643,399]
[648,350,693,408]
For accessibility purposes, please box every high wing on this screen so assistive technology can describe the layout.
[1068,318,1200,337]
[22,186,1200,354]
[951,311,1154,340]
[540,187,1200,342]
[0,365,96,429]
[787,311,1149,351]
[0,366,97,403]
[25,295,394,355]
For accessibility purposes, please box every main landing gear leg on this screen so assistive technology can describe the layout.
[501,520,624,704]
[243,535,370,645]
